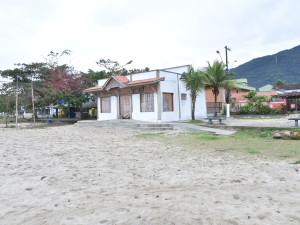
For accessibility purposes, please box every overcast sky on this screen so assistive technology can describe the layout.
[1,0,300,73]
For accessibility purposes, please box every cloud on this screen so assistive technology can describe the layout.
[0,0,300,73]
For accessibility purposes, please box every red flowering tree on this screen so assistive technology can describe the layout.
[37,68,92,111]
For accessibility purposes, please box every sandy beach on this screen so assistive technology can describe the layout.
[0,125,299,225]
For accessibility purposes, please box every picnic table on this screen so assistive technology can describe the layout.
[288,118,300,128]
[206,117,226,125]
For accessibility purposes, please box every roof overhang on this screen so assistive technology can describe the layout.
[83,86,103,93]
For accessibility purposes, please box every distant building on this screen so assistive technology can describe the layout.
[274,84,300,111]
[258,84,273,91]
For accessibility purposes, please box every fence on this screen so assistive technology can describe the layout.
[206,102,222,114]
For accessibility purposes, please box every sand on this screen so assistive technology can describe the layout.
[0,125,299,225]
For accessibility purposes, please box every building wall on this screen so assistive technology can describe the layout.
[194,89,207,119]
[98,96,118,120]
[98,78,107,86]
[160,71,181,122]
[130,71,157,81]
[205,88,223,102]
[164,65,190,74]
[131,93,158,122]
[96,65,208,122]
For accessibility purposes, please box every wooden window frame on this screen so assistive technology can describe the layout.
[101,97,111,113]
[163,92,174,112]
[140,93,155,112]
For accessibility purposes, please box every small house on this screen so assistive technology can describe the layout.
[84,65,207,122]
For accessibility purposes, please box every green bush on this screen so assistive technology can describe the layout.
[81,112,91,120]
[237,93,286,115]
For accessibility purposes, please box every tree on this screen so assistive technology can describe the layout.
[96,58,133,75]
[203,61,237,116]
[0,62,48,114]
[96,58,150,76]
[39,70,92,105]
[0,51,92,117]
[83,69,108,85]
[180,67,206,120]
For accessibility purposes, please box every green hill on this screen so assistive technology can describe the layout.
[231,45,300,88]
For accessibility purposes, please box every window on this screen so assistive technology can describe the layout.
[181,93,187,100]
[163,93,174,112]
[101,97,111,113]
[140,93,154,112]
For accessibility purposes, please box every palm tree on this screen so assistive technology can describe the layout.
[180,66,206,120]
[275,79,286,86]
[203,61,237,117]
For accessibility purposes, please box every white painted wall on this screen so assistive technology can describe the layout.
[98,78,107,86]
[164,65,190,74]
[130,71,157,81]
[97,96,100,120]
[159,71,180,122]
[131,93,158,122]
[98,96,118,120]
[194,89,207,119]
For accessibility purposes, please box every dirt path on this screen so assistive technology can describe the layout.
[0,125,299,225]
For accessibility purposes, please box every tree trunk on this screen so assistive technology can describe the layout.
[214,89,218,117]
[191,92,197,120]
[192,98,195,120]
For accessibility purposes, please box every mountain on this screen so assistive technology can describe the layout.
[231,45,300,88]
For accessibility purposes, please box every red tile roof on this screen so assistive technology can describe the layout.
[114,75,129,83]
[127,77,165,85]
[274,84,300,90]
[83,86,102,92]
[84,76,165,92]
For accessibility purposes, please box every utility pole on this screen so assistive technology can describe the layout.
[15,76,19,126]
[31,78,36,126]
[217,46,232,117]
[224,45,231,73]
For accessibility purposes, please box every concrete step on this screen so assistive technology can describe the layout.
[75,120,174,131]
[139,127,173,131]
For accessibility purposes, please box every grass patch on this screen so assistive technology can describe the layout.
[234,127,300,138]
[136,128,300,160]
[5,125,16,128]
[196,135,221,141]
[138,132,165,138]
[291,160,300,164]
[0,116,32,123]
[186,120,205,125]
[280,154,291,158]
[247,149,261,154]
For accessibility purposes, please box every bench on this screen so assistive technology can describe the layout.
[206,117,226,125]
[288,118,300,128]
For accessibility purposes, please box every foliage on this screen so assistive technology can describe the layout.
[180,67,206,120]
[202,60,237,116]
[238,91,286,115]
[0,51,92,114]
[83,69,108,84]
[37,69,92,108]
[275,79,286,85]
[96,58,150,76]
[0,53,150,114]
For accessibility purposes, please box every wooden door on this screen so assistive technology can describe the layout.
[119,95,131,119]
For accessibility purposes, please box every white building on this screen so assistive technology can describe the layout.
[84,65,207,122]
